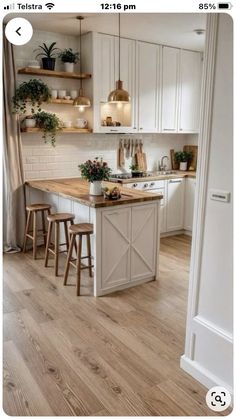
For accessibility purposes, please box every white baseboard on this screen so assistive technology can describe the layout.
[180,355,233,395]
[161,229,192,238]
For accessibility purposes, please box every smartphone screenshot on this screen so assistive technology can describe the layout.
[1,0,234,417]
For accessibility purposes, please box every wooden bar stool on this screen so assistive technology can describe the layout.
[63,223,94,296]
[44,213,75,276]
[23,203,51,259]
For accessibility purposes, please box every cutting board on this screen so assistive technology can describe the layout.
[183,145,198,170]
[170,149,179,170]
[135,152,147,171]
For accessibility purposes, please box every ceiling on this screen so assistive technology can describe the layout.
[4,13,206,51]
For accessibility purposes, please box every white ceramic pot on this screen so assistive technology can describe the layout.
[25,118,36,128]
[89,181,102,196]
[179,162,188,171]
[51,89,58,99]
[58,90,66,99]
[70,90,78,99]
[76,118,87,128]
[64,62,74,72]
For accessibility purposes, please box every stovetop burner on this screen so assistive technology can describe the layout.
[110,173,132,180]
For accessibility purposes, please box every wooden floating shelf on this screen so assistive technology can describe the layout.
[50,98,74,105]
[21,127,92,134]
[18,67,91,80]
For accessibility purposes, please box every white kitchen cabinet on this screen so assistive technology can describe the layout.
[161,46,179,132]
[166,178,185,232]
[179,50,202,133]
[131,204,157,281]
[184,177,196,231]
[94,33,115,103]
[136,41,160,132]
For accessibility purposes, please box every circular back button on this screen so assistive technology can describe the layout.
[5,18,33,46]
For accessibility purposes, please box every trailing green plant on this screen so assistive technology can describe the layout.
[79,158,112,182]
[12,79,51,114]
[34,42,60,58]
[33,111,63,146]
[175,151,192,163]
[58,48,79,63]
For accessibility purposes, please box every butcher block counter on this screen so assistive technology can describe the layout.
[25,177,163,207]
[25,177,162,296]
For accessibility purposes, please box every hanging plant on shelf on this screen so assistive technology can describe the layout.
[33,111,63,147]
[12,79,51,114]
[58,48,80,72]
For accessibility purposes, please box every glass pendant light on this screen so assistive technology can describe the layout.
[73,16,91,110]
[108,14,130,103]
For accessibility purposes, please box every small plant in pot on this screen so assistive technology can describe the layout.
[33,111,63,147]
[58,48,79,73]
[79,158,112,196]
[175,151,192,171]
[12,79,51,114]
[34,42,60,71]
[23,114,36,128]
[129,163,143,178]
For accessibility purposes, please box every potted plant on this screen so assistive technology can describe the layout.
[33,111,63,147]
[24,114,36,128]
[34,42,60,70]
[58,48,79,73]
[79,158,112,196]
[129,163,144,178]
[175,151,192,171]
[12,79,51,114]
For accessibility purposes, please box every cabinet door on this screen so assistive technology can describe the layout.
[146,188,166,233]
[136,41,160,132]
[166,178,185,231]
[179,50,202,133]
[101,208,131,289]
[115,37,136,131]
[131,204,157,281]
[184,178,196,231]
[161,46,179,132]
[94,33,115,103]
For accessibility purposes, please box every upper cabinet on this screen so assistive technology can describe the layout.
[136,42,160,133]
[179,50,202,133]
[161,47,202,134]
[84,32,202,134]
[161,47,179,132]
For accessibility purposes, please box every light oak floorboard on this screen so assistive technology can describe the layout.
[3,234,231,416]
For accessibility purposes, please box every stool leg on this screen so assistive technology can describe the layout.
[64,221,69,251]
[76,235,82,296]
[33,212,37,259]
[41,210,47,247]
[23,210,31,253]
[44,221,52,267]
[63,234,75,286]
[55,222,60,276]
[70,220,77,254]
[86,234,93,277]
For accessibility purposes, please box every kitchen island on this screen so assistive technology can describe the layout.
[25,178,162,296]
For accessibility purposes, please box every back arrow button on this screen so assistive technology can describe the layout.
[16,27,21,36]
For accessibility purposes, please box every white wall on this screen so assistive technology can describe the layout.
[181,14,233,392]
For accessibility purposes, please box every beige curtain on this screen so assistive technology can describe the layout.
[3,35,26,252]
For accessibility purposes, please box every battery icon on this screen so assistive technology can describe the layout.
[218,3,232,8]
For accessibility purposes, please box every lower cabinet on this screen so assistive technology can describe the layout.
[184,178,196,231]
[101,203,157,289]
[166,178,185,232]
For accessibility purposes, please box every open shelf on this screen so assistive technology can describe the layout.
[50,98,74,105]
[18,67,91,80]
[21,127,92,134]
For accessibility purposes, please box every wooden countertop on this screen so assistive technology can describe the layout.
[110,171,196,184]
[25,178,163,208]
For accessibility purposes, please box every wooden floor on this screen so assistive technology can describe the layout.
[3,234,230,416]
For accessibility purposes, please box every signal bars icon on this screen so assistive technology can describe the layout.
[45,2,55,9]
[4,3,15,10]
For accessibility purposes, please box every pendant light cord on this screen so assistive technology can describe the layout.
[118,13,121,81]
[80,17,82,90]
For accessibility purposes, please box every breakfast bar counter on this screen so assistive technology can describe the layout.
[25,178,162,296]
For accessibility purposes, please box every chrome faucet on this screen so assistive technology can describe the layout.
[159,155,169,171]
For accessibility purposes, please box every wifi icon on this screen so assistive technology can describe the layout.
[45,2,55,10]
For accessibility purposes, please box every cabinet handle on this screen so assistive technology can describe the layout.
[169,179,182,183]
[163,129,176,131]
[140,127,143,130]
[110,129,118,132]
[133,127,137,129]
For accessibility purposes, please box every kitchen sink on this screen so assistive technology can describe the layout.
[152,170,177,176]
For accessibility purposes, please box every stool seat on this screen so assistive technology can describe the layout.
[26,203,51,212]
[47,213,75,223]
[69,223,93,235]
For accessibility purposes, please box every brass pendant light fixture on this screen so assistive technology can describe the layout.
[108,14,130,103]
[73,16,91,110]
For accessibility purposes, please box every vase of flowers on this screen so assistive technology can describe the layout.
[79,158,112,196]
